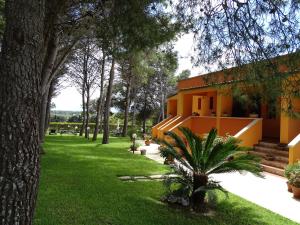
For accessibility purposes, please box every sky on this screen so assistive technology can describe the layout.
[52,33,205,111]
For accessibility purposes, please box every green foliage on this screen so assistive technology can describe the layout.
[177,69,191,81]
[67,115,82,123]
[50,115,67,122]
[232,88,262,116]
[173,0,300,113]
[130,142,142,151]
[285,162,300,182]
[160,127,263,209]
[49,122,95,131]
[133,47,179,122]
[96,0,180,57]
[49,122,151,135]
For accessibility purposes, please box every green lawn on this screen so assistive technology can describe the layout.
[34,135,297,225]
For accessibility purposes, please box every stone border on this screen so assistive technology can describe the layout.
[118,174,178,182]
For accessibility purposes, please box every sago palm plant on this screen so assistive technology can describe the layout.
[160,127,262,210]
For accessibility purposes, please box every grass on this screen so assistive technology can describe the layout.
[34,135,297,225]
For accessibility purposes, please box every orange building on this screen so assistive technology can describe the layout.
[152,66,300,176]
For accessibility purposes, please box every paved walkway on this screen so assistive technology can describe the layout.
[140,143,300,224]
[137,143,164,164]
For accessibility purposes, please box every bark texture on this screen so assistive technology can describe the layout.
[0,1,45,224]
[102,57,115,144]
[39,85,50,152]
[92,55,106,141]
[84,85,90,139]
[79,85,86,137]
[122,77,132,137]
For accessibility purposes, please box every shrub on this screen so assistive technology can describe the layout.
[160,127,263,211]
[284,162,300,181]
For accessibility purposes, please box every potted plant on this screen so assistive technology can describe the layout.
[130,142,141,154]
[192,112,200,116]
[140,149,147,155]
[145,135,151,146]
[285,164,297,192]
[285,162,300,192]
[130,144,137,152]
[291,173,300,199]
[222,111,229,117]
[159,145,174,164]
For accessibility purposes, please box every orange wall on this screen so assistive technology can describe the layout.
[219,94,233,116]
[288,118,300,142]
[288,134,300,163]
[177,71,234,90]
[167,100,177,116]
[235,119,263,147]
[191,117,217,135]
[280,97,300,144]
[289,98,300,141]
[169,116,217,138]
[183,94,193,117]
[219,118,255,136]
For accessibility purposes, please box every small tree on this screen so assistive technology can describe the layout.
[160,127,262,211]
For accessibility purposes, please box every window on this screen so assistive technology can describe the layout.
[209,97,214,110]
[198,98,201,109]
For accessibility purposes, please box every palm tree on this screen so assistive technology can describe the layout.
[160,127,262,210]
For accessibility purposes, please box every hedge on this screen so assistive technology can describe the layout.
[48,122,152,134]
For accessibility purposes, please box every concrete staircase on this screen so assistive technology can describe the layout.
[251,140,289,176]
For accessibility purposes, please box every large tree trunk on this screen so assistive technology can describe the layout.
[45,81,54,135]
[0,1,45,224]
[40,87,50,136]
[79,87,86,136]
[142,91,147,134]
[39,32,59,145]
[122,78,132,137]
[159,73,165,121]
[131,88,136,129]
[39,85,50,153]
[102,57,115,144]
[41,32,59,95]
[93,55,106,141]
[84,86,90,139]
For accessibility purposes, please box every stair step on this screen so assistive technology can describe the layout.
[261,159,286,169]
[250,151,288,163]
[259,141,278,148]
[261,164,284,176]
[253,146,289,157]
[257,141,288,151]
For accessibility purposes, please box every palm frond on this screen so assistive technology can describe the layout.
[160,127,263,209]
[204,136,250,173]
[164,129,197,169]
[208,153,263,177]
[160,140,193,171]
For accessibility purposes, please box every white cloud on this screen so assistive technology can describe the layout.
[52,86,82,111]
[174,33,205,77]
